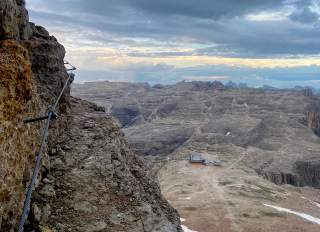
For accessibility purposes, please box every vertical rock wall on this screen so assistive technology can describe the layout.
[22,22,71,146]
[0,39,41,231]
[0,0,70,230]
[306,110,320,136]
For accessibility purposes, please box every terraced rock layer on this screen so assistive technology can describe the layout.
[72,81,320,188]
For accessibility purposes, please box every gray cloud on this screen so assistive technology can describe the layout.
[26,0,320,87]
[125,0,286,19]
[27,0,320,57]
[290,6,319,23]
[28,0,286,19]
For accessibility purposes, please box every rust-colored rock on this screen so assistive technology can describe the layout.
[0,0,70,231]
[0,39,40,231]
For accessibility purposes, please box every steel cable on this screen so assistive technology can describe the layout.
[17,64,75,232]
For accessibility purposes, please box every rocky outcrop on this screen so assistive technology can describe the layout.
[0,0,70,230]
[0,0,29,40]
[306,108,320,136]
[259,159,320,188]
[125,125,194,156]
[22,22,71,146]
[0,39,41,231]
[176,81,225,91]
[111,105,141,127]
[39,98,182,232]
[295,159,320,187]
[259,171,300,187]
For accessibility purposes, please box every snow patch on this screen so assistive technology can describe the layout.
[180,218,198,232]
[301,196,320,209]
[182,225,198,232]
[264,204,320,225]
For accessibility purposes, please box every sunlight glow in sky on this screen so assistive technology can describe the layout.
[26,0,320,88]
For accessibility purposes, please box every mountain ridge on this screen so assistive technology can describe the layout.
[72,80,320,188]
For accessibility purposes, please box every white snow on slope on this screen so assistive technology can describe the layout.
[264,204,320,225]
[180,218,198,232]
[301,196,320,209]
[182,225,198,232]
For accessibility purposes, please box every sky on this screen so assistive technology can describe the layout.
[26,0,320,88]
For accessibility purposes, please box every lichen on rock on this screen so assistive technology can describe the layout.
[0,39,41,231]
[0,0,70,230]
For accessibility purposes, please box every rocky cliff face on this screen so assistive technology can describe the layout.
[0,0,70,230]
[0,39,41,231]
[260,159,320,187]
[306,103,320,136]
[1,1,180,231]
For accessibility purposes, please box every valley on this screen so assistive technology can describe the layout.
[72,81,320,232]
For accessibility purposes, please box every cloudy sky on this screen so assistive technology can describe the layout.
[26,0,320,88]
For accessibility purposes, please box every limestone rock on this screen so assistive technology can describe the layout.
[81,221,107,232]
[73,201,97,213]
[32,204,42,222]
[39,184,56,198]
